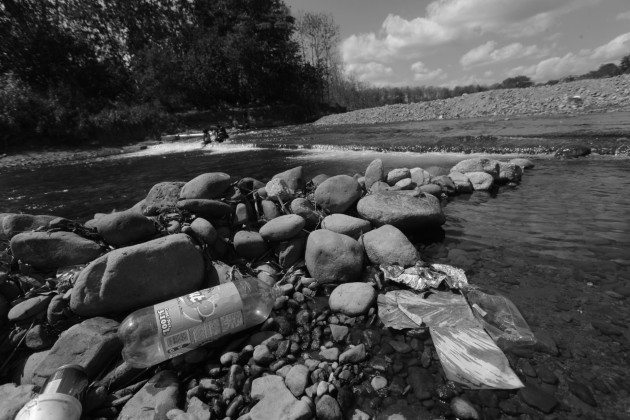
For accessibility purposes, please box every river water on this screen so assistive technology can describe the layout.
[1,121,630,416]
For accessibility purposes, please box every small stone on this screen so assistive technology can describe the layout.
[329,325,349,342]
[329,283,376,316]
[285,364,310,397]
[371,376,388,391]
[389,340,412,353]
[316,394,343,420]
[519,382,558,413]
[567,379,597,406]
[316,381,329,397]
[8,295,52,322]
[319,347,340,362]
[450,397,480,419]
[339,344,367,364]
[253,345,274,366]
[187,396,211,420]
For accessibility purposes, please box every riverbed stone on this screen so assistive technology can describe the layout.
[426,166,449,177]
[387,168,411,186]
[451,158,500,179]
[316,394,343,420]
[498,162,523,183]
[0,214,57,241]
[275,234,307,269]
[95,210,157,247]
[339,344,367,364]
[519,382,558,413]
[0,383,37,420]
[250,375,312,420]
[431,175,457,195]
[25,324,54,350]
[305,230,364,284]
[273,166,305,193]
[356,191,445,230]
[370,181,390,193]
[465,172,495,191]
[190,217,217,245]
[361,224,421,266]
[180,172,231,199]
[314,175,363,214]
[290,198,321,230]
[321,214,372,239]
[119,370,180,420]
[237,177,266,193]
[451,397,480,419]
[311,174,330,188]
[285,364,310,397]
[329,283,376,316]
[448,172,473,193]
[143,181,186,215]
[364,159,385,189]
[31,317,120,387]
[234,230,269,260]
[10,231,102,269]
[8,295,52,322]
[266,178,294,202]
[260,199,281,220]
[260,214,305,242]
[411,167,432,186]
[417,183,442,197]
[70,233,204,316]
[509,158,535,169]
[554,145,591,158]
[177,199,232,219]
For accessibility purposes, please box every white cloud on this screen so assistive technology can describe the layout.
[345,62,394,85]
[342,0,596,64]
[460,41,546,68]
[616,10,630,20]
[410,61,447,83]
[508,32,630,81]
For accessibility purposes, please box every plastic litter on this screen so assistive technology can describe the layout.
[379,262,468,291]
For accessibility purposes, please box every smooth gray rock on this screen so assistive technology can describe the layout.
[448,172,473,193]
[465,171,495,191]
[321,214,372,240]
[273,166,305,193]
[180,173,231,199]
[285,364,310,397]
[8,295,52,322]
[259,214,305,242]
[290,198,321,230]
[451,158,500,179]
[10,231,102,269]
[70,234,204,316]
[0,383,37,420]
[234,230,269,260]
[498,162,523,183]
[0,214,57,241]
[364,159,384,190]
[316,394,343,420]
[410,167,432,186]
[176,199,232,219]
[95,210,157,247]
[119,370,180,420]
[190,217,217,245]
[431,175,456,195]
[250,375,312,420]
[361,224,421,266]
[329,283,376,316]
[386,168,411,186]
[143,181,185,215]
[356,191,445,230]
[509,158,535,169]
[314,175,363,214]
[339,344,367,364]
[305,230,363,284]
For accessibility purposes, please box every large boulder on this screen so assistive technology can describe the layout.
[305,230,364,284]
[259,214,305,242]
[70,234,204,316]
[272,166,305,193]
[179,172,232,199]
[497,162,523,183]
[356,191,445,230]
[364,159,385,190]
[451,158,500,179]
[448,172,473,193]
[0,214,57,241]
[10,231,102,269]
[118,371,180,420]
[31,317,120,387]
[465,172,495,191]
[95,210,157,247]
[143,181,185,215]
[314,175,363,214]
[177,199,232,219]
[361,224,421,266]
[321,214,372,240]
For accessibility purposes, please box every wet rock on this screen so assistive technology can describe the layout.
[176,199,232,219]
[8,295,52,322]
[451,397,479,419]
[190,217,217,245]
[286,364,310,397]
[180,172,232,199]
[356,191,445,230]
[70,234,204,316]
[364,159,385,190]
[314,175,363,214]
[321,214,372,240]
[234,230,269,260]
[451,158,500,179]
[431,175,457,195]
[94,210,157,247]
[0,383,36,420]
[417,183,442,197]
[519,382,558,413]
[567,379,597,406]
[32,317,120,387]
[290,198,321,230]
[410,167,432,186]
[305,230,364,284]
[250,375,312,420]
[498,162,523,183]
[361,224,421,266]
[260,214,306,242]
[143,181,185,215]
[448,172,473,193]
[119,370,180,420]
[316,394,343,420]
[465,172,495,191]
[509,158,535,170]
[275,234,307,269]
[273,166,305,193]
[10,231,102,269]
[386,168,411,186]
[0,214,57,241]
[339,344,367,364]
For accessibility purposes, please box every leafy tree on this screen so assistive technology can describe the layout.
[501,75,533,89]
[619,54,630,74]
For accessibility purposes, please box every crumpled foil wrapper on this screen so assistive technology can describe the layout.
[380,262,468,291]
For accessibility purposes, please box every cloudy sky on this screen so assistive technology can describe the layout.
[285,0,630,87]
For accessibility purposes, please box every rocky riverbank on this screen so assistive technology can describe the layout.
[315,75,630,126]
[3,157,624,420]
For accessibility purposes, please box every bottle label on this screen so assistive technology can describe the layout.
[154,282,244,358]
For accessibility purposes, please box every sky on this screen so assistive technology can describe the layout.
[284,0,630,87]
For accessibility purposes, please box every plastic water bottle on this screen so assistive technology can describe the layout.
[119,277,279,368]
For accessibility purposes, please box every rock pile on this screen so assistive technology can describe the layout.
[0,156,577,420]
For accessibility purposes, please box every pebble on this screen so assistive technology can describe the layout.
[7,295,52,322]
[370,376,388,391]
[285,364,309,397]
[450,397,480,419]
[519,382,558,413]
[389,340,412,354]
[316,394,343,420]
[319,347,340,362]
[339,344,367,364]
[317,381,329,397]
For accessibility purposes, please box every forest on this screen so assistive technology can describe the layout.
[1,0,629,148]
